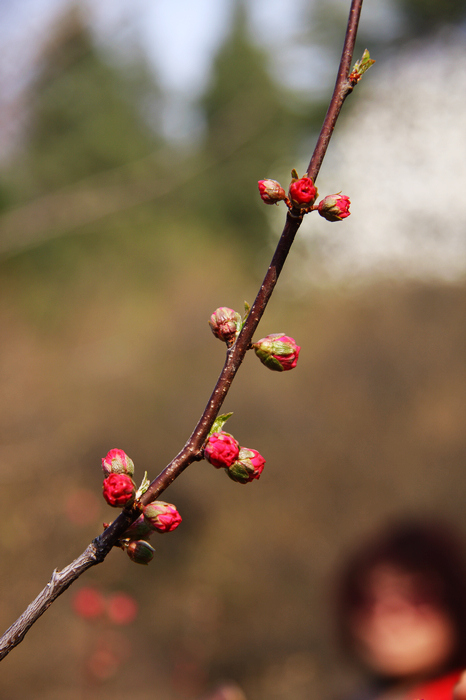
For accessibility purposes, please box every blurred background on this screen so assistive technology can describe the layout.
[1,0,466,698]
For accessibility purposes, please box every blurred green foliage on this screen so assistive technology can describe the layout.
[8,8,160,202]
[192,4,323,249]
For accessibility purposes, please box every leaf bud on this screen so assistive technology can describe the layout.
[126,539,155,565]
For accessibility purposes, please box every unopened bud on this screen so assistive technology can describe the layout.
[258,179,287,205]
[227,447,266,484]
[253,333,301,372]
[126,539,155,565]
[204,431,240,468]
[122,514,153,541]
[209,307,242,345]
[317,194,351,221]
[288,176,318,209]
[102,473,135,507]
[102,449,134,478]
[143,501,182,533]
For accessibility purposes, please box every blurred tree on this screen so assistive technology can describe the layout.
[393,0,466,37]
[8,6,160,203]
[0,6,170,324]
[309,0,466,70]
[191,0,324,250]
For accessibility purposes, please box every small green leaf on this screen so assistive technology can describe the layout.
[291,168,299,180]
[208,412,233,438]
[240,301,251,331]
[136,471,150,499]
[351,49,375,78]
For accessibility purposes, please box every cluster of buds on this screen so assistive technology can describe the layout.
[101,449,182,565]
[257,170,350,221]
[102,448,137,509]
[203,431,265,484]
[121,500,182,564]
[209,306,300,374]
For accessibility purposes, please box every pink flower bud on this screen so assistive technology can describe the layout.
[102,473,135,507]
[122,514,153,541]
[317,194,351,221]
[143,501,182,533]
[258,179,287,205]
[102,448,134,478]
[288,177,318,208]
[253,333,301,372]
[209,307,242,344]
[126,539,155,565]
[227,447,266,484]
[204,431,240,468]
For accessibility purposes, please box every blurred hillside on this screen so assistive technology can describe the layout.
[1,2,466,700]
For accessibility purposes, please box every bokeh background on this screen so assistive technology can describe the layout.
[1,0,466,698]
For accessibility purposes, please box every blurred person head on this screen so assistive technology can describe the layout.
[335,518,466,684]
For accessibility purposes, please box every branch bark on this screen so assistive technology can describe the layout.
[0,0,365,661]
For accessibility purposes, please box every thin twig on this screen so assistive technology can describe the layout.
[0,0,364,661]
[307,0,363,181]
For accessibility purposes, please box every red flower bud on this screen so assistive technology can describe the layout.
[209,307,242,345]
[102,448,134,478]
[258,179,287,205]
[143,501,182,533]
[288,177,318,208]
[227,447,266,484]
[253,333,301,372]
[126,539,155,565]
[317,194,351,221]
[102,473,135,507]
[204,431,240,468]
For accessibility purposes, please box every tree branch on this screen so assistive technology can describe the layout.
[0,0,364,661]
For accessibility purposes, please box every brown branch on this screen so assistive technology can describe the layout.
[307,0,363,181]
[0,0,364,661]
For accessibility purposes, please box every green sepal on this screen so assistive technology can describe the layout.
[135,471,150,500]
[290,168,299,181]
[208,412,233,438]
